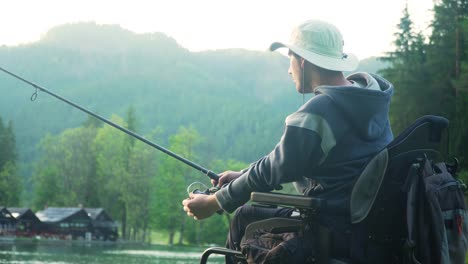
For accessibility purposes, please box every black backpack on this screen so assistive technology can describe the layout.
[405,157,468,264]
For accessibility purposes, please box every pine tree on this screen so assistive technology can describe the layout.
[0,116,20,206]
[429,0,468,165]
[380,6,430,133]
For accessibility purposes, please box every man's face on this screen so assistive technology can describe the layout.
[288,50,304,93]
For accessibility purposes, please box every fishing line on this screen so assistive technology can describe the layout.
[0,66,220,182]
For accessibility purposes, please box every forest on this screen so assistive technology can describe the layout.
[0,0,467,245]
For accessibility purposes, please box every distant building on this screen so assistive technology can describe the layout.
[8,208,42,236]
[0,207,16,236]
[36,207,92,239]
[85,208,118,241]
[1,206,118,241]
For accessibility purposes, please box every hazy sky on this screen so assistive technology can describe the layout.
[0,0,435,59]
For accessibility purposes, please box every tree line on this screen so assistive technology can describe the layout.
[380,0,468,173]
[0,117,21,206]
[8,107,244,245]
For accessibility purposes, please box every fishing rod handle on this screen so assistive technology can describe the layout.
[205,170,220,181]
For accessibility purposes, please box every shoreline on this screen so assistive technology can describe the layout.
[0,236,146,246]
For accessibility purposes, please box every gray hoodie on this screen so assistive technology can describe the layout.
[215,73,393,227]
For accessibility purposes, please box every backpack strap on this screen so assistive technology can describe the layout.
[403,159,427,264]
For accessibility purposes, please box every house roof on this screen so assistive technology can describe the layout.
[8,208,41,222]
[84,208,104,220]
[0,207,15,221]
[8,208,29,217]
[85,208,116,222]
[36,207,90,223]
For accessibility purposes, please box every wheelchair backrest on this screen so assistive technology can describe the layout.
[349,115,449,263]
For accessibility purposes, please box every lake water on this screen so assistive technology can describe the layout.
[0,240,224,263]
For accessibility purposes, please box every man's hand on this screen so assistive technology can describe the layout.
[182,193,221,220]
[211,170,243,187]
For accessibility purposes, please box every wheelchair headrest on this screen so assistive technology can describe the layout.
[388,115,448,149]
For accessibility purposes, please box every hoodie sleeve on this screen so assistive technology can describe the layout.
[215,111,337,213]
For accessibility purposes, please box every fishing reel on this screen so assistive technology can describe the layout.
[187,182,224,215]
[187,182,220,195]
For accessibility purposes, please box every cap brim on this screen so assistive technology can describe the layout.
[292,43,359,71]
[269,42,287,51]
[269,42,359,72]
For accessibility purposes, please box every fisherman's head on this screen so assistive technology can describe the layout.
[270,20,358,93]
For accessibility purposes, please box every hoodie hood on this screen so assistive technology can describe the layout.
[315,73,393,141]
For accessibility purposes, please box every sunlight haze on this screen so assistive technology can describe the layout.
[0,0,434,59]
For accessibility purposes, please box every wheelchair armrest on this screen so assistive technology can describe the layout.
[200,247,244,264]
[251,192,324,210]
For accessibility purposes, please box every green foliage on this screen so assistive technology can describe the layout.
[459,169,468,184]
[184,213,230,246]
[0,117,16,169]
[380,6,431,134]
[93,115,132,238]
[210,159,249,173]
[0,116,20,206]
[124,140,158,242]
[152,126,203,245]
[32,164,60,210]
[0,23,295,184]
[32,114,159,241]
[33,126,98,208]
[451,62,468,163]
[0,161,21,206]
[380,1,468,169]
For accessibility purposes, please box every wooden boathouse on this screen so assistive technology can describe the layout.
[8,208,42,236]
[0,207,16,236]
[85,208,118,241]
[36,207,93,240]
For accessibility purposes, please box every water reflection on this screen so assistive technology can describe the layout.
[107,250,208,258]
[0,241,223,263]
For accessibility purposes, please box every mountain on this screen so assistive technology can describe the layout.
[0,22,387,180]
[0,23,294,174]
[356,56,389,74]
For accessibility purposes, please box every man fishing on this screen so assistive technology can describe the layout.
[182,19,394,260]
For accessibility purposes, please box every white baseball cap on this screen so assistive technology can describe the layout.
[270,20,359,72]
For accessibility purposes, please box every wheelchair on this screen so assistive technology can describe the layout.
[200,115,449,264]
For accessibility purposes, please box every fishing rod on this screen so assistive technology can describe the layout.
[0,66,220,182]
